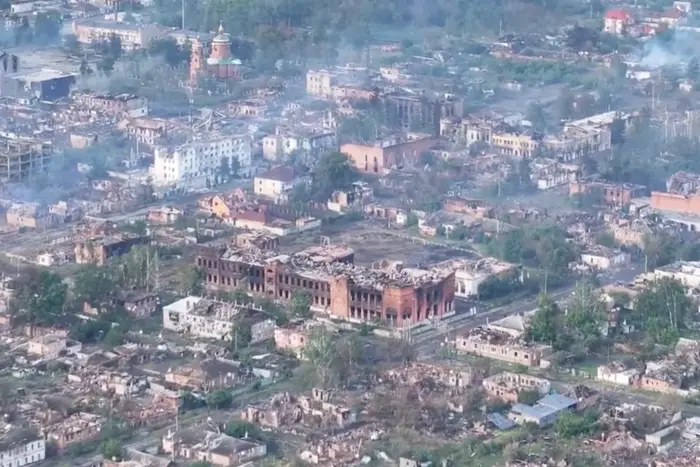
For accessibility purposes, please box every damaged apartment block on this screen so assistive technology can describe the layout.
[0,136,53,182]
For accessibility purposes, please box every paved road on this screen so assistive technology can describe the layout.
[413,263,644,358]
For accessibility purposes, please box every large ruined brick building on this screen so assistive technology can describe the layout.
[194,244,455,327]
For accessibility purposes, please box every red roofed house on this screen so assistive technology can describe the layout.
[604,9,634,35]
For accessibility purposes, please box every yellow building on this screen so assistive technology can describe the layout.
[72,19,164,50]
[306,70,333,98]
[491,128,541,158]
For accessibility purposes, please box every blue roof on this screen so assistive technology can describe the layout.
[487,413,516,430]
[511,403,557,420]
[537,394,577,411]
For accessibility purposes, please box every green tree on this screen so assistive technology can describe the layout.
[100,438,123,461]
[206,389,233,409]
[289,291,312,318]
[11,269,67,325]
[555,88,574,122]
[634,278,691,345]
[103,326,125,349]
[176,266,204,296]
[148,37,189,67]
[303,326,339,388]
[565,281,606,346]
[97,55,116,75]
[527,293,560,345]
[33,10,62,44]
[107,33,123,58]
[72,265,117,304]
[310,151,358,201]
[526,101,549,132]
[554,410,600,438]
[224,420,262,439]
[79,59,93,76]
[517,389,540,405]
[230,321,252,352]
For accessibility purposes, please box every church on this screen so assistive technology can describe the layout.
[189,23,242,84]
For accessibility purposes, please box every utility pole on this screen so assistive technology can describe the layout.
[181,0,185,30]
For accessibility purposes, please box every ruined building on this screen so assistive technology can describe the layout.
[0,137,53,182]
[194,244,455,327]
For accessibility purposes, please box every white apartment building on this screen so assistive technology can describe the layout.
[163,296,274,342]
[0,430,45,467]
[151,135,252,189]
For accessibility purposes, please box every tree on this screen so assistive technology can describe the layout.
[303,327,339,388]
[33,10,62,44]
[97,55,116,75]
[555,88,574,122]
[107,33,123,58]
[517,389,540,405]
[189,462,213,467]
[688,57,700,81]
[224,421,262,439]
[554,410,600,438]
[230,321,252,352]
[610,54,628,81]
[11,269,67,325]
[176,265,204,296]
[72,265,117,305]
[565,281,606,346]
[148,37,189,67]
[634,278,691,345]
[526,101,548,132]
[289,291,312,318]
[103,326,125,349]
[206,389,233,409]
[527,293,560,345]
[100,438,123,461]
[63,33,80,55]
[310,151,358,201]
[79,59,93,76]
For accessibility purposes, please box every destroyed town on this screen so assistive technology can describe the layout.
[7,1,700,467]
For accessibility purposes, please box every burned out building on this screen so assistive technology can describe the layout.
[0,136,53,182]
[75,234,150,266]
[194,244,455,327]
[380,91,463,136]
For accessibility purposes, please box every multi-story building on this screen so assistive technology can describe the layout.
[491,126,542,158]
[306,70,334,98]
[163,296,274,342]
[569,180,647,207]
[253,166,306,201]
[0,136,53,182]
[454,328,543,367]
[72,19,164,50]
[380,91,463,135]
[0,429,45,467]
[73,92,148,118]
[651,261,700,290]
[118,117,167,146]
[194,244,455,327]
[262,128,337,161]
[604,9,634,35]
[27,334,67,359]
[341,136,438,175]
[162,428,266,466]
[74,233,149,266]
[152,134,252,188]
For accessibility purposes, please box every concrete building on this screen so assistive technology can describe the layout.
[580,246,631,270]
[253,166,305,201]
[194,244,455,327]
[72,19,164,49]
[652,261,700,290]
[597,361,642,386]
[482,372,551,403]
[162,428,266,466]
[341,136,438,175]
[1,69,76,102]
[163,296,274,342]
[569,180,647,207]
[0,429,45,467]
[454,328,542,367]
[0,137,53,182]
[604,9,634,35]
[436,258,521,299]
[48,412,104,450]
[73,92,148,118]
[262,128,337,161]
[650,172,700,217]
[27,334,67,359]
[152,134,252,189]
[380,91,463,135]
[75,234,149,266]
[274,323,315,357]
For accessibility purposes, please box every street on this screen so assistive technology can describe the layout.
[412,262,644,359]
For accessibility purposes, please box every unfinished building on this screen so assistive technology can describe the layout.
[194,244,455,327]
[0,137,53,182]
